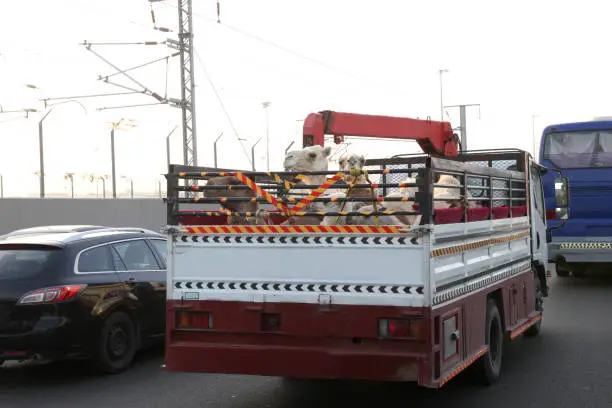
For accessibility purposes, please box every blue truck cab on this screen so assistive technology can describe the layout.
[540,118,612,277]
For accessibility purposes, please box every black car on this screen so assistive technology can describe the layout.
[0,225,167,374]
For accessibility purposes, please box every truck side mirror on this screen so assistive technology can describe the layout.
[554,177,570,220]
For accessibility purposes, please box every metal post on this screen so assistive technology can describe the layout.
[459,105,467,152]
[177,0,198,167]
[38,119,45,198]
[0,174,3,198]
[166,125,178,169]
[439,69,448,122]
[101,177,106,199]
[130,180,134,199]
[263,102,271,171]
[111,129,117,198]
[443,103,481,153]
[251,138,262,171]
[284,141,295,155]
[166,134,171,168]
[213,132,224,168]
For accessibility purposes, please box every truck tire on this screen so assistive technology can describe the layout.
[474,298,504,385]
[556,269,569,277]
[524,274,543,337]
[92,311,137,375]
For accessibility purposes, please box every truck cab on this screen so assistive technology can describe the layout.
[539,120,612,277]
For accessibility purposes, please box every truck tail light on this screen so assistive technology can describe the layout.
[379,318,424,340]
[176,311,212,329]
[17,285,87,305]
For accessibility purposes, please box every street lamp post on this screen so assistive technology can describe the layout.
[121,176,134,199]
[251,137,263,171]
[108,118,137,199]
[166,125,178,168]
[213,132,224,168]
[111,128,117,198]
[64,172,75,198]
[262,102,271,171]
[285,141,295,156]
[439,69,449,122]
[37,100,87,198]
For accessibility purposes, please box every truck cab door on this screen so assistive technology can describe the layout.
[529,161,548,269]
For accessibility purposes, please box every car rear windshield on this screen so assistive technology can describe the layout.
[0,245,62,280]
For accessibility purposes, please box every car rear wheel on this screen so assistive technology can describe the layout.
[93,311,137,375]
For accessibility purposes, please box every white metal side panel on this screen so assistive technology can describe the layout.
[430,217,531,291]
[168,233,428,307]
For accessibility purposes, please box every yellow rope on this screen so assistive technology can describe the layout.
[334,168,379,226]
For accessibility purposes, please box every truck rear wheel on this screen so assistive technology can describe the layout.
[474,298,503,385]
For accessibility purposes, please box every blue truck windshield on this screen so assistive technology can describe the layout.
[543,130,612,168]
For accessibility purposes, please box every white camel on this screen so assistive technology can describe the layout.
[433,174,480,209]
[282,145,333,225]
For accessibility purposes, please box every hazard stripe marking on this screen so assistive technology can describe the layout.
[181,225,414,234]
[439,346,489,387]
[559,242,612,250]
[173,281,425,295]
[177,235,420,246]
[433,260,531,306]
[509,313,542,340]
[430,230,530,258]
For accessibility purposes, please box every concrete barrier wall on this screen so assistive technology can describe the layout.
[0,198,168,235]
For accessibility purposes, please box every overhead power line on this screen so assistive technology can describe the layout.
[193,49,251,166]
[159,2,414,97]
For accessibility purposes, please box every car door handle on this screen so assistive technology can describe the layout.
[125,277,137,284]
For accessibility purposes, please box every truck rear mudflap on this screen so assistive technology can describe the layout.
[165,300,431,383]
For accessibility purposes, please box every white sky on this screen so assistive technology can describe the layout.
[1,0,611,196]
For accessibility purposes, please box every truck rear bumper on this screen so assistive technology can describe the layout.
[164,300,431,383]
[165,339,427,382]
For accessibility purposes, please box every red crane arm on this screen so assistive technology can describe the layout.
[302,110,458,157]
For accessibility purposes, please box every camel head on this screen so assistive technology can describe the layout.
[283,145,332,172]
[338,153,366,171]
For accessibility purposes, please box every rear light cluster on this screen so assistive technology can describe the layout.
[546,209,556,220]
[379,318,423,340]
[176,310,212,329]
[17,285,86,305]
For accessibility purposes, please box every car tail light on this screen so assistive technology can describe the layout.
[379,318,424,340]
[17,285,87,305]
[176,310,212,329]
[546,209,556,220]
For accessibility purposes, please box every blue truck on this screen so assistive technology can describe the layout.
[540,118,612,277]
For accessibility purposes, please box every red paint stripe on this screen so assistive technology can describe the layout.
[355,225,367,234]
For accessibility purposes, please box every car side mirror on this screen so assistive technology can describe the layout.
[554,177,570,220]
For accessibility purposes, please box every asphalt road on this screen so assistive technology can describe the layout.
[2,274,612,408]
